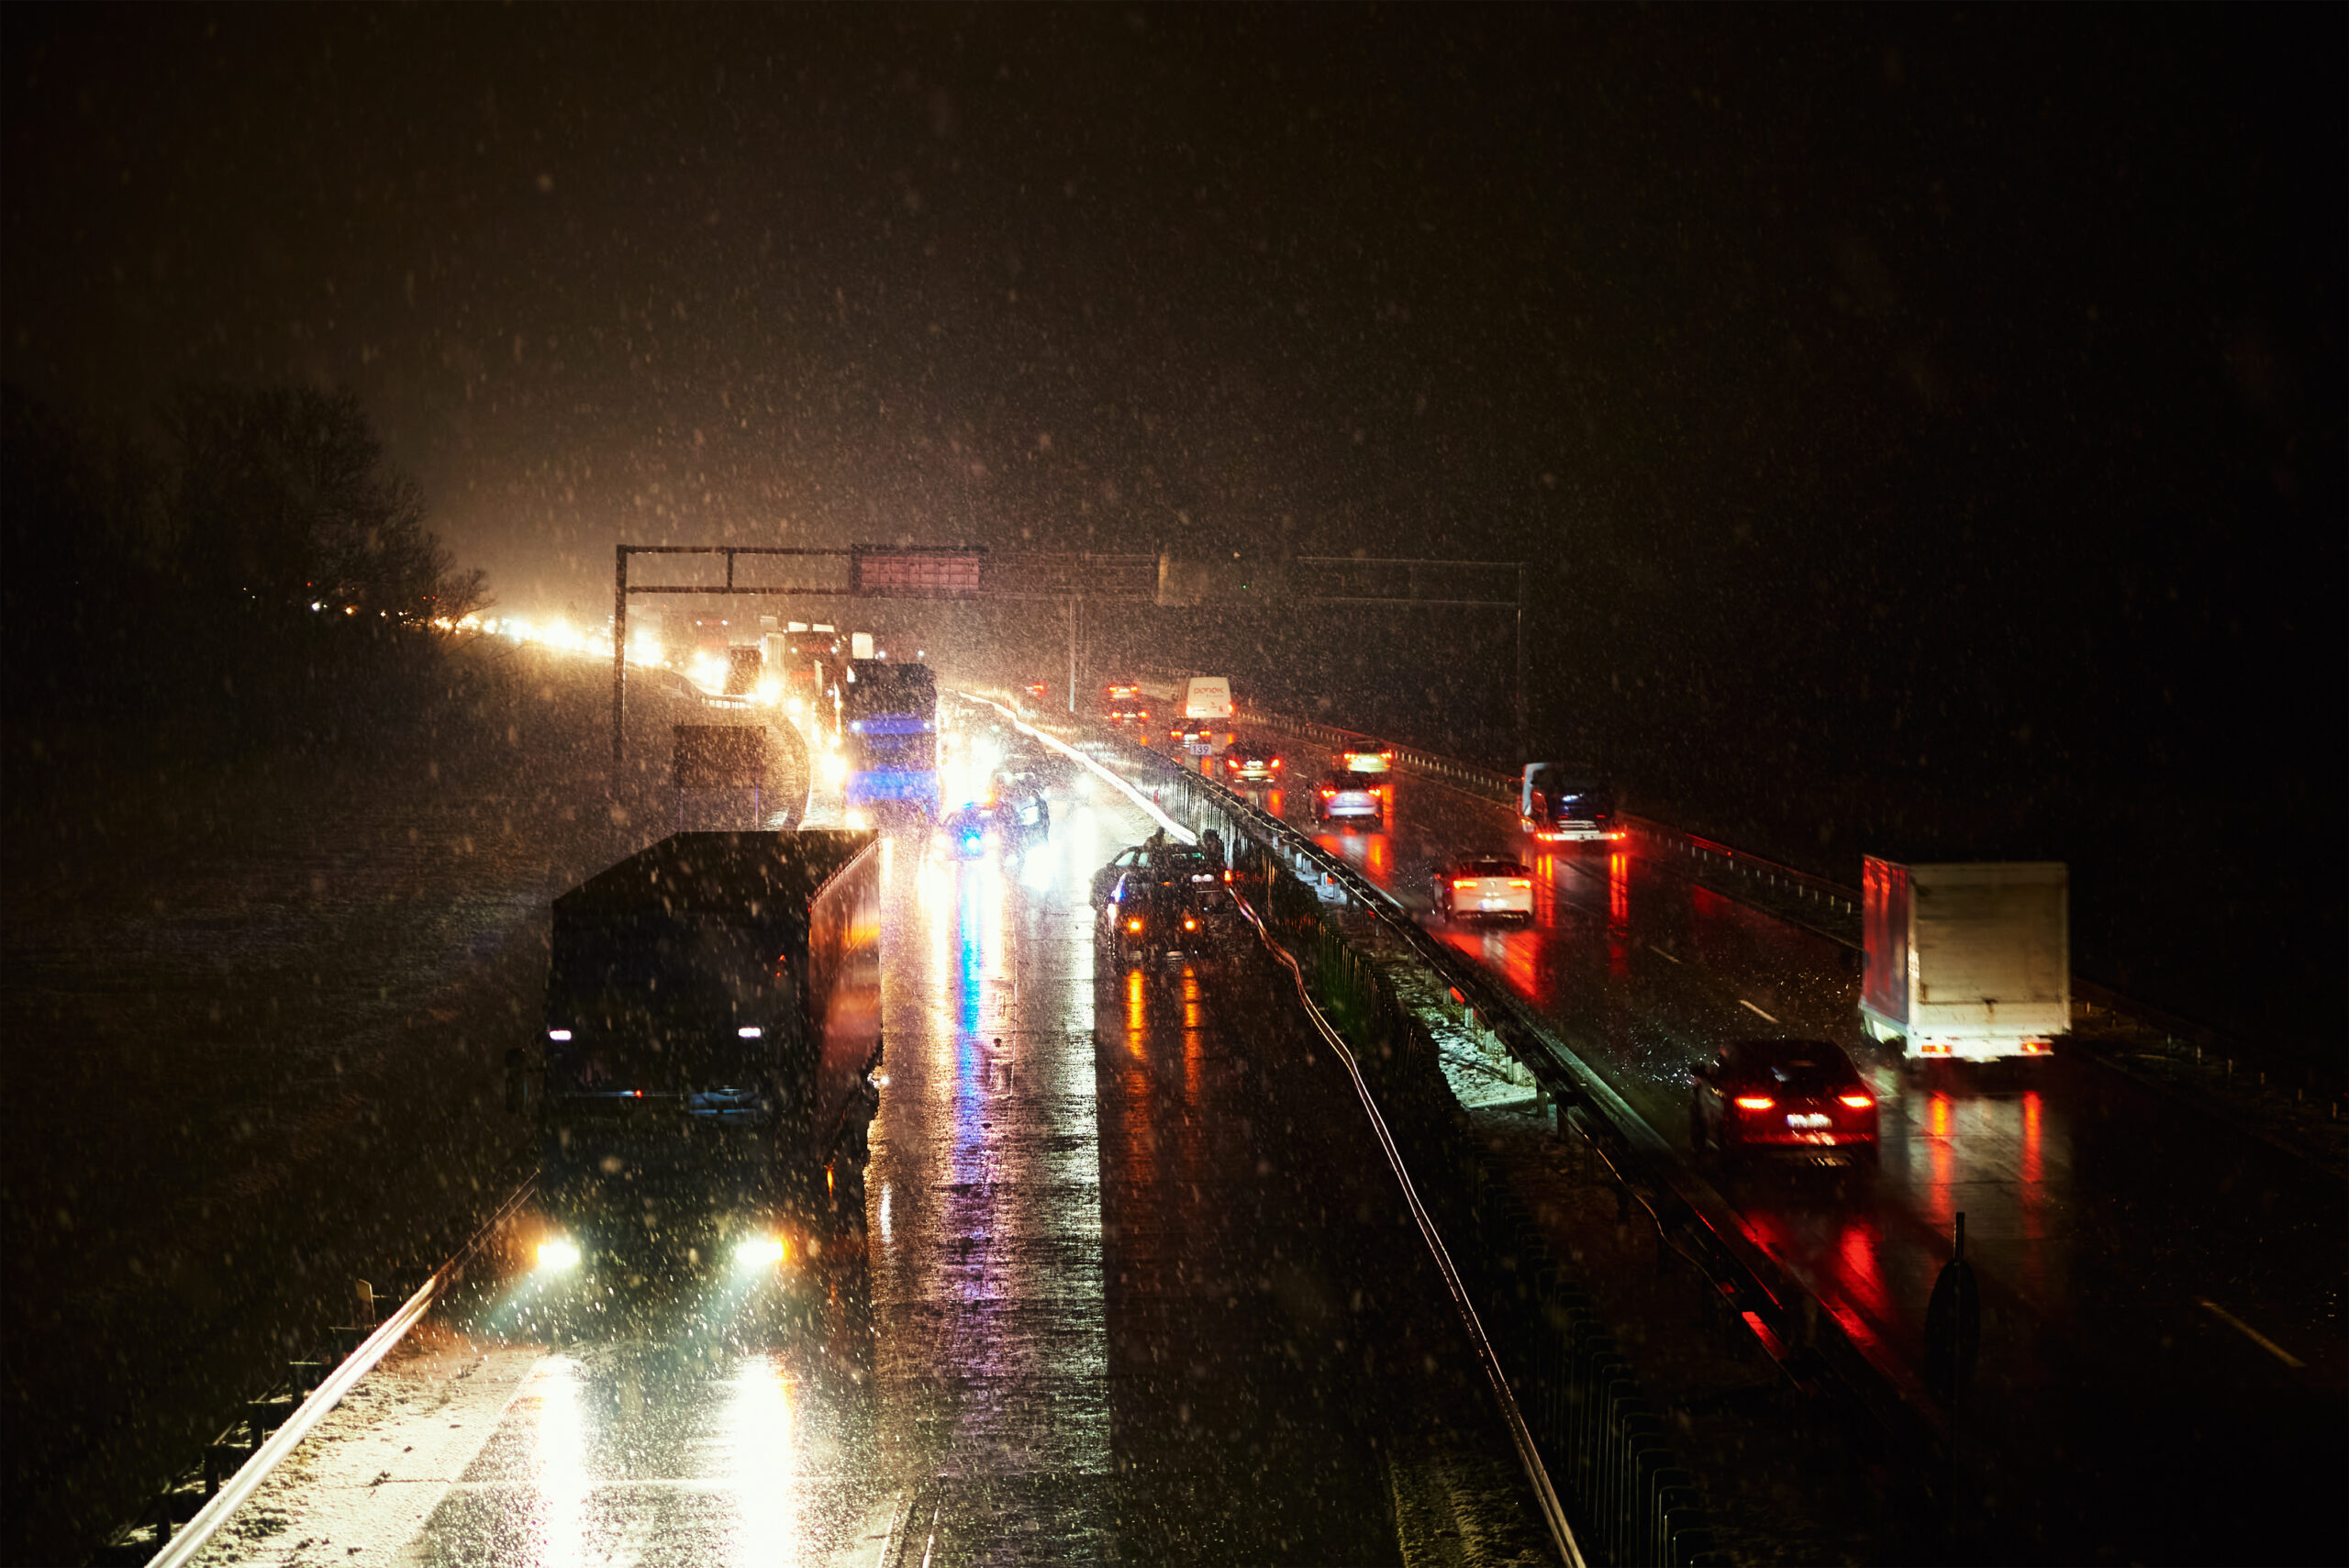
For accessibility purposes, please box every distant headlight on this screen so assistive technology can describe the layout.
[738,1026,763,1039]
[735,1236,786,1270]
[547,1028,572,1041]
[537,1238,581,1272]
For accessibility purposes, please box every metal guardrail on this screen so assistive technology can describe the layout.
[93,1183,536,1567]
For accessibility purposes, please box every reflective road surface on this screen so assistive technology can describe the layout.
[193,773,1550,1567]
[1210,736,2344,1565]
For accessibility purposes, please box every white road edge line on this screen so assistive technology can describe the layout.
[1648,944,1682,964]
[1739,999,1778,1024]
[150,1182,538,1568]
[2197,1298,2307,1369]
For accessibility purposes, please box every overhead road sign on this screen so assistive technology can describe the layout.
[851,545,987,598]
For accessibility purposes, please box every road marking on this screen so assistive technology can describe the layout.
[1739,999,1778,1023]
[1647,944,1682,964]
[2198,1298,2306,1368]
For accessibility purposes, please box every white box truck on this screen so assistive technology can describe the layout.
[1859,858,2068,1062]
[1182,676,1233,721]
[1179,676,1234,756]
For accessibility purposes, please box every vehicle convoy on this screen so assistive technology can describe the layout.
[1313,771,1385,828]
[842,658,939,814]
[1860,858,2069,1062]
[1689,1038,1879,1167]
[528,831,884,1273]
[1431,857,1535,925]
[1519,763,1619,842]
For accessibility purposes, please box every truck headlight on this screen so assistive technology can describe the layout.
[537,1238,582,1272]
[734,1236,786,1270]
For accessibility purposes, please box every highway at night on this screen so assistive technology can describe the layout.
[172,764,1549,1567]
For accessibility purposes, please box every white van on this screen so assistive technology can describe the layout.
[1182,676,1233,720]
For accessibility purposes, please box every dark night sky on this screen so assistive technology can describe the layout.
[6,5,2343,1032]
[8,7,2333,587]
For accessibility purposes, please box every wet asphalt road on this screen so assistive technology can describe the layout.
[195,773,1547,1566]
[1212,740,2344,1564]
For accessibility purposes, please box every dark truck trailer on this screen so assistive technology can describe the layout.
[530,830,882,1273]
[842,658,939,814]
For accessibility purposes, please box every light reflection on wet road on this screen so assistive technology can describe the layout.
[203,773,1546,1566]
[1220,738,2343,1561]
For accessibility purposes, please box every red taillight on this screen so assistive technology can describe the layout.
[1126,917,1144,932]
[1920,1042,1953,1056]
[2020,1040,2051,1055]
[1270,758,1282,768]
[1319,787,1336,797]
[1838,1093,1874,1109]
[1733,1095,1776,1112]
[1507,878,1532,887]
[1182,917,1198,931]
[1453,878,1477,889]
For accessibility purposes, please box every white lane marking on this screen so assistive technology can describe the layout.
[1647,944,1682,964]
[1739,999,1778,1023]
[188,1344,541,1567]
[828,1488,910,1568]
[2198,1298,2307,1368]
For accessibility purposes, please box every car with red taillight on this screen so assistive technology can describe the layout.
[1312,772,1384,828]
[1221,744,1283,784]
[1689,1038,1878,1167]
[1431,857,1535,925]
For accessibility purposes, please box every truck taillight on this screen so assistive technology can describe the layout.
[1920,1042,1953,1056]
[2020,1040,2051,1055]
[1127,917,1144,932]
[1733,1095,1776,1111]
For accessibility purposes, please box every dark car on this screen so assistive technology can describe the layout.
[941,802,997,857]
[994,773,1052,843]
[1689,1039,1879,1166]
[1099,870,1209,962]
[1090,839,1222,907]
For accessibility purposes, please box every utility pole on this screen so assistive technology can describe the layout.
[611,546,629,769]
[1066,595,1079,713]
